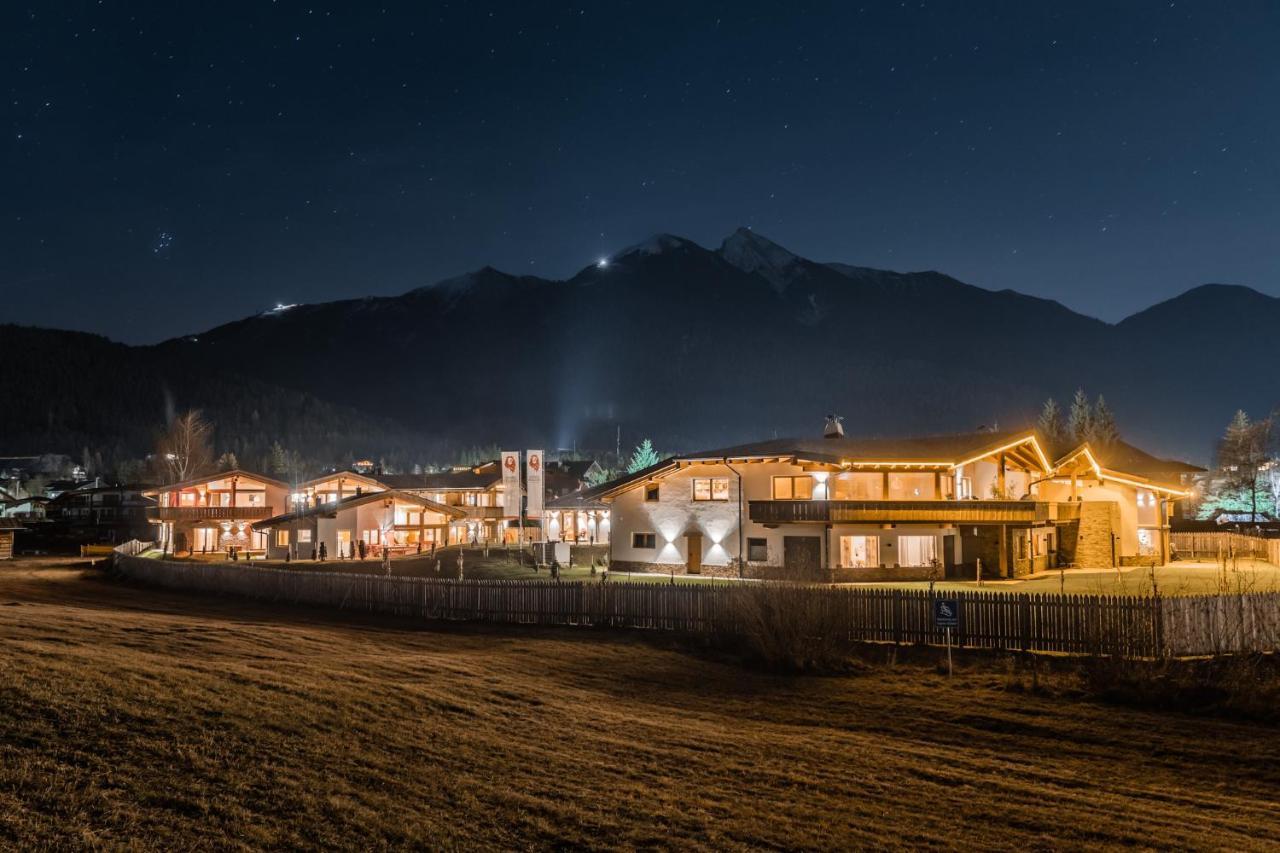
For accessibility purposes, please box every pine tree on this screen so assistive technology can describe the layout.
[1092,395,1121,446]
[268,441,289,476]
[1068,388,1094,445]
[1037,398,1065,446]
[1216,410,1272,522]
[216,451,239,471]
[626,439,661,474]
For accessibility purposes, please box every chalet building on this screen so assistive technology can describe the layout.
[599,422,1196,580]
[253,490,465,559]
[144,470,289,555]
[545,490,611,545]
[45,482,155,544]
[380,462,511,543]
[1042,442,1204,566]
[0,518,23,560]
[0,490,48,522]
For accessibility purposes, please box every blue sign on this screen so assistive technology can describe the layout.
[934,598,959,628]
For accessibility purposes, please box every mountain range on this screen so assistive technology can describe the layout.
[3,227,1277,468]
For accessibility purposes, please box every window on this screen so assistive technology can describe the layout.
[693,478,730,501]
[632,532,656,549]
[888,473,936,500]
[956,477,973,499]
[839,535,880,568]
[275,530,289,547]
[833,473,882,500]
[297,529,312,544]
[747,537,768,562]
[1137,529,1156,556]
[644,483,660,502]
[896,535,937,567]
[772,476,814,500]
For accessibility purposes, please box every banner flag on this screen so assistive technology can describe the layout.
[525,450,544,518]
[501,451,521,519]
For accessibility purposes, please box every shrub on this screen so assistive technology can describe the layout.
[728,583,849,672]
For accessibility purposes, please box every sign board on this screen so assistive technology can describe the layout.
[933,598,960,629]
[525,449,544,518]
[501,451,521,519]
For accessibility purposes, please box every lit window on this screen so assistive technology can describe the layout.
[747,537,768,562]
[772,476,813,500]
[275,530,289,547]
[632,532,656,549]
[297,529,312,543]
[839,535,880,568]
[896,536,937,567]
[693,478,730,501]
[644,483,660,502]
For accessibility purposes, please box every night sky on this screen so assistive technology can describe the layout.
[4,1,1278,343]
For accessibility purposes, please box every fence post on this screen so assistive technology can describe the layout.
[892,589,902,645]
[1020,593,1031,653]
[1152,593,1164,658]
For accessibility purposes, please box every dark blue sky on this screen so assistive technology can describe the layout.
[4,1,1278,343]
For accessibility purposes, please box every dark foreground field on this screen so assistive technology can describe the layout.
[2,559,1279,850]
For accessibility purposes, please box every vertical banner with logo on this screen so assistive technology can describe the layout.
[525,450,544,519]
[501,451,521,520]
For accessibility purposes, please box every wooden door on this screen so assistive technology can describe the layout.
[685,532,703,575]
[783,536,822,578]
[942,534,956,577]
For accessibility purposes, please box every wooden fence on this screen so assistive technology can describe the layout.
[111,546,1280,658]
[1172,531,1280,564]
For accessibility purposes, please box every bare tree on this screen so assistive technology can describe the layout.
[156,410,214,483]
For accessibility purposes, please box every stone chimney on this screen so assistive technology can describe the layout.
[823,414,845,439]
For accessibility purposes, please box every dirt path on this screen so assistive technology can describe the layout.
[2,557,1278,850]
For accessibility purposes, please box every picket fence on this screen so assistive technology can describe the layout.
[112,546,1280,658]
[1171,531,1280,565]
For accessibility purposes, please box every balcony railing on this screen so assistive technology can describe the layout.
[462,506,508,519]
[749,500,1072,525]
[149,506,273,522]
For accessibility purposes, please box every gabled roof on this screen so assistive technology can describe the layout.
[296,470,388,491]
[251,489,466,530]
[379,466,503,491]
[142,469,289,496]
[1052,441,1199,496]
[593,429,1051,500]
[547,483,610,510]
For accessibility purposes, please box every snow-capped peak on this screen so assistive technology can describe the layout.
[717,227,804,292]
[616,233,698,259]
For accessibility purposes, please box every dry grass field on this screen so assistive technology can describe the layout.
[3,557,1280,850]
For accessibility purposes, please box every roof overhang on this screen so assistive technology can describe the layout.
[1052,445,1191,498]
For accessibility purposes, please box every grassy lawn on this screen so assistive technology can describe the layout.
[2,556,1280,848]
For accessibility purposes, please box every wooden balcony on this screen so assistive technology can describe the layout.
[749,500,1072,525]
[463,506,508,520]
[149,506,273,522]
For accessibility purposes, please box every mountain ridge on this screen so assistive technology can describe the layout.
[3,228,1275,466]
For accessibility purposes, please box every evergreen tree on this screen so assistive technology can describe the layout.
[1067,388,1094,445]
[1037,398,1066,446]
[269,441,289,476]
[626,439,661,474]
[215,451,239,471]
[1092,395,1121,446]
[1216,410,1272,522]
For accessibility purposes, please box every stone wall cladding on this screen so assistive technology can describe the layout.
[1075,502,1119,569]
[608,559,739,578]
[1119,555,1159,568]
[828,565,941,583]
